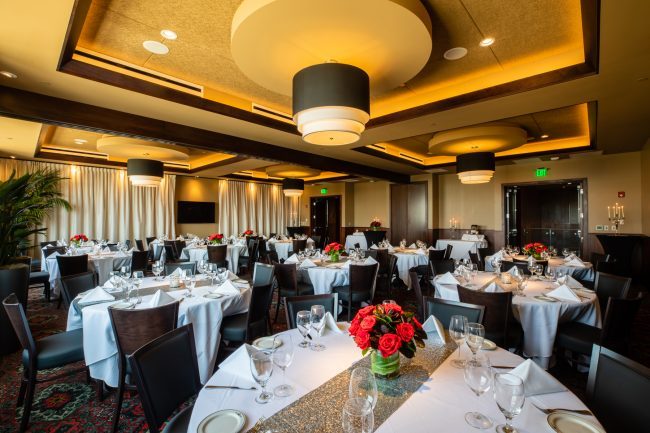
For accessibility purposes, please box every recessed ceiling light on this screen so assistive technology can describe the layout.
[160,29,177,40]
[73,138,88,144]
[143,40,169,55]
[541,134,549,139]
[0,71,17,79]
[10,156,16,159]
[443,47,468,61]
[479,37,495,47]
[550,156,560,161]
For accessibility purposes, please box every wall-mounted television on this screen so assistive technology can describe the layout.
[177,201,215,224]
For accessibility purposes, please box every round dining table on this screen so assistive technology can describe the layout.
[485,254,595,282]
[180,244,247,273]
[392,248,430,287]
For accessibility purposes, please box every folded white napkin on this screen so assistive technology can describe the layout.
[422,315,446,344]
[507,266,521,276]
[510,359,566,396]
[148,289,176,307]
[101,247,111,253]
[370,244,378,250]
[319,312,343,336]
[214,280,240,296]
[491,250,505,262]
[565,257,586,267]
[299,258,317,269]
[218,344,259,386]
[547,284,580,302]
[169,267,183,277]
[79,287,115,305]
[557,274,583,289]
[408,243,417,249]
[484,282,502,293]
[436,272,459,285]
[228,271,238,281]
[57,240,64,246]
[285,254,299,264]
[564,253,577,262]
[103,280,115,289]
[364,256,378,265]
[307,237,313,242]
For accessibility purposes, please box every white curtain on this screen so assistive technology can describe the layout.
[0,159,176,247]
[218,179,298,236]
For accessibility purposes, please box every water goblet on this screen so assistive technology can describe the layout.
[131,271,143,304]
[349,367,378,410]
[342,397,374,433]
[493,373,525,433]
[186,275,196,297]
[250,351,274,404]
[545,266,555,281]
[296,311,311,348]
[466,322,485,361]
[309,305,326,351]
[464,353,493,429]
[449,315,468,368]
[272,333,295,397]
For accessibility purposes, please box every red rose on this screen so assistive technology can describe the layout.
[348,319,360,336]
[360,316,377,331]
[354,331,371,350]
[357,305,375,318]
[395,322,415,342]
[383,303,402,314]
[378,333,402,357]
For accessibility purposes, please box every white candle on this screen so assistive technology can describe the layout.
[608,206,610,218]
[621,206,624,218]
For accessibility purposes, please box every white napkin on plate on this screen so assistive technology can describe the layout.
[422,315,446,344]
[408,243,417,249]
[484,282,502,293]
[299,258,317,269]
[510,359,566,396]
[101,247,111,254]
[436,272,459,285]
[79,287,115,305]
[214,280,240,296]
[218,344,259,386]
[319,312,343,336]
[565,257,586,267]
[557,274,584,289]
[148,289,176,307]
[364,256,378,265]
[547,284,580,302]
[285,254,299,264]
[370,244,378,250]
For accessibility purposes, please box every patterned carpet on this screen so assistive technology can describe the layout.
[1,282,648,432]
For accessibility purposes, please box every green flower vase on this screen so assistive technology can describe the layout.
[329,252,340,262]
[370,351,400,379]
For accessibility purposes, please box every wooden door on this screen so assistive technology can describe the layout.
[310,196,341,244]
[390,182,427,243]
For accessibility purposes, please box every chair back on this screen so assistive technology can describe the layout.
[131,250,149,273]
[145,236,156,246]
[468,252,480,266]
[594,271,632,311]
[129,324,202,433]
[443,244,453,260]
[429,249,445,261]
[601,293,643,352]
[124,240,132,250]
[431,259,455,276]
[253,263,275,287]
[207,245,228,265]
[43,246,66,257]
[248,238,260,263]
[135,239,144,251]
[2,293,37,356]
[61,271,96,309]
[165,261,197,276]
[408,269,425,320]
[257,239,269,261]
[501,261,531,275]
[107,243,119,252]
[477,247,492,262]
[56,254,89,277]
[374,249,390,275]
[274,263,299,295]
[40,240,58,249]
[586,345,650,433]
[268,250,280,264]
[365,249,377,260]
[245,284,274,340]
[350,263,379,301]
[292,239,307,253]
[457,285,513,346]
[149,244,164,262]
[311,235,322,249]
[285,294,338,329]
[424,296,485,328]
[164,241,179,261]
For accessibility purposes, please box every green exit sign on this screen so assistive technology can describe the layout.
[320,188,328,195]
[536,167,548,177]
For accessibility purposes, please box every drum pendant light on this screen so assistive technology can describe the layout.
[282,178,305,197]
[456,152,496,184]
[293,63,370,146]
[127,159,164,187]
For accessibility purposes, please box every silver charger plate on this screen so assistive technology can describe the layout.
[197,409,246,433]
[252,336,283,350]
[547,412,604,433]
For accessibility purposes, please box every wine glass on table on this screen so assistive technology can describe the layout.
[309,305,326,351]
[342,398,374,433]
[464,353,493,429]
[272,333,295,397]
[545,266,555,282]
[250,351,273,404]
[131,271,143,304]
[493,373,525,433]
[449,315,468,368]
[218,267,228,284]
[186,275,196,298]
[466,322,485,362]
[349,367,378,410]
[296,310,311,348]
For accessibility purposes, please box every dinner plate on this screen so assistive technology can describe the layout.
[197,409,246,433]
[234,279,248,284]
[204,292,224,299]
[535,295,558,302]
[112,301,135,309]
[481,339,497,350]
[547,412,604,433]
[252,336,283,350]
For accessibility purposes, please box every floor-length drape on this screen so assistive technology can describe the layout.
[0,159,176,249]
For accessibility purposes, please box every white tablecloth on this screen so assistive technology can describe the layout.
[344,233,368,250]
[392,249,429,287]
[434,272,601,368]
[299,263,350,295]
[44,252,132,296]
[189,328,599,433]
[180,245,247,273]
[485,255,595,282]
[268,238,316,261]
[435,239,488,260]
[66,276,250,387]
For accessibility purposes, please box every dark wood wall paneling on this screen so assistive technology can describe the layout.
[390,182,428,244]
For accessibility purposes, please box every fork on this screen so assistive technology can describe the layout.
[531,402,592,416]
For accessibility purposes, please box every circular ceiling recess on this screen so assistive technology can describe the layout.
[231,0,432,96]
[96,136,189,161]
[142,40,169,55]
[428,125,528,156]
[265,164,320,178]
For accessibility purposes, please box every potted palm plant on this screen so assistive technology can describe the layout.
[0,169,70,354]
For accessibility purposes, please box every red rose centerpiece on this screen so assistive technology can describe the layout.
[523,242,548,260]
[69,234,88,247]
[323,242,343,262]
[208,233,224,245]
[370,218,382,231]
[241,229,254,236]
[349,303,427,379]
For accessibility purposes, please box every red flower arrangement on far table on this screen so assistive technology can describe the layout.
[323,242,343,262]
[208,233,224,245]
[241,229,254,236]
[370,218,382,231]
[522,242,548,259]
[69,234,88,247]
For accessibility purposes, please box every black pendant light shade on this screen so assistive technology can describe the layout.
[456,152,496,184]
[282,178,305,197]
[127,159,164,187]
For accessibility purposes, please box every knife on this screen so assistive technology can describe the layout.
[204,385,256,390]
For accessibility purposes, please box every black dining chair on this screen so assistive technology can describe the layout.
[272,263,314,322]
[333,263,379,321]
[585,345,650,433]
[285,294,339,329]
[3,294,87,433]
[130,250,149,273]
[593,271,632,312]
[56,254,89,308]
[60,271,96,309]
[428,249,446,262]
[14,256,51,302]
[129,324,202,433]
[292,239,307,253]
[239,238,259,275]
[145,236,156,246]
[164,241,179,261]
[501,261,531,275]
[430,259,455,276]
[220,283,274,350]
[409,269,426,320]
[43,245,67,258]
[477,247,492,264]
[135,239,145,251]
[252,262,275,287]
[165,261,197,276]
[424,296,485,329]
[443,244,454,260]
[207,244,229,268]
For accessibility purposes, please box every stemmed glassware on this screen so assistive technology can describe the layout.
[296,310,311,348]
[449,315,468,368]
[493,373,525,433]
[349,367,378,410]
[217,267,228,284]
[250,351,274,404]
[466,323,485,362]
[152,261,163,280]
[186,275,196,297]
[545,266,555,281]
[272,333,295,397]
[309,305,326,351]
[131,271,143,304]
[342,397,374,433]
[464,353,493,429]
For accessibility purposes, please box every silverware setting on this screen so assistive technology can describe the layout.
[531,402,592,416]
[204,385,256,390]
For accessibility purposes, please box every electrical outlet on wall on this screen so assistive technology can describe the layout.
[603,225,609,231]
[595,225,603,231]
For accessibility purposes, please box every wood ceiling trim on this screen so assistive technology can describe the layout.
[0,85,410,183]
[188,156,247,173]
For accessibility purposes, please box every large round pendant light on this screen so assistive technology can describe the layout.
[282,178,305,197]
[293,63,370,145]
[456,152,496,184]
[127,159,163,187]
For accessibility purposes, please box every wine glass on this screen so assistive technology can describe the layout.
[250,351,273,404]
[186,275,196,298]
[197,260,206,276]
[218,267,228,284]
[342,397,374,433]
[562,248,569,259]
[493,373,525,433]
[272,333,295,397]
[466,323,485,361]
[309,305,326,351]
[131,271,143,304]
[545,266,555,281]
[296,310,311,348]
[464,353,493,429]
[449,315,468,368]
[349,367,378,410]
[152,261,163,280]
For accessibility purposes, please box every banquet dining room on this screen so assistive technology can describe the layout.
[0,0,649,432]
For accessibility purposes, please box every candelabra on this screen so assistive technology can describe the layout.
[449,217,459,239]
[607,203,624,234]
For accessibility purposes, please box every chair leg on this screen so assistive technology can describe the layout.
[16,369,28,407]
[19,370,37,433]
[347,300,352,322]
[96,379,105,402]
[274,297,284,323]
[111,373,126,433]
[57,295,62,309]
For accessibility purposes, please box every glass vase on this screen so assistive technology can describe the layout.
[370,351,400,379]
[330,252,340,262]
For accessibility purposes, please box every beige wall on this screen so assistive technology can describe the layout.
[438,152,644,234]
[353,181,391,227]
[642,140,650,235]
[299,182,351,227]
[175,176,219,236]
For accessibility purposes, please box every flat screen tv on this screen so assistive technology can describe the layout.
[177,201,215,224]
